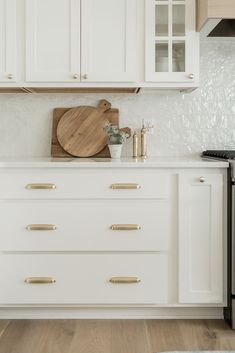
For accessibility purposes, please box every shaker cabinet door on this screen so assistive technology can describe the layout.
[0,0,17,83]
[178,173,224,304]
[81,0,137,82]
[145,0,199,84]
[26,0,80,82]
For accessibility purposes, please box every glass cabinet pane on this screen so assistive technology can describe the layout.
[173,5,185,36]
[172,41,185,72]
[155,42,168,72]
[155,5,168,36]
[154,1,186,74]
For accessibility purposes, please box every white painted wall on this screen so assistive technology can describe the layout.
[0,39,234,158]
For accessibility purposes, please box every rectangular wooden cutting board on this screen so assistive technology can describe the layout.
[51,107,119,158]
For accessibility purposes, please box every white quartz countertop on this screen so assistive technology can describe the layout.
[0,157,229,168]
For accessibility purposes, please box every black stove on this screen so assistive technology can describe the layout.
[202,150,235,160]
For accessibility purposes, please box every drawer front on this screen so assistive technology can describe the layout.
[0,254,168,305]
[0,169,170,199]
[0,200,170,251]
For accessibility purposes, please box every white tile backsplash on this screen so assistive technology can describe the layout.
[0,39,234,158]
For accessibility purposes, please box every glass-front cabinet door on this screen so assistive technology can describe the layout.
[145,0,198,84]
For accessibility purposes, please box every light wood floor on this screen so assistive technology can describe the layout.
[0,320,235,353]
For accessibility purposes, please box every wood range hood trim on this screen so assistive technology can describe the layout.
[197,0,235,37]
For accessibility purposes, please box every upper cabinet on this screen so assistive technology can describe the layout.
[0,0,199,89]
[81,0,137,82]
[145,0,199,85]
[26,0,81,82]
[0,0,17,83]
[26,0,137,83]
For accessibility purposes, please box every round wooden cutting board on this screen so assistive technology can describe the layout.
[57,100,111,157]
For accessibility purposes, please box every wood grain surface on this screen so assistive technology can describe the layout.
[57,100,111,157]
[0,320,234,353]
[51,106,119,158]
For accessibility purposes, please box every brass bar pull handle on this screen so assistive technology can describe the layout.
[109,277,141,284]
[111,224,141,231]
[110,183,141,190]
[25,277,56,284]
[26,224,57,231]
[25,183,56,190]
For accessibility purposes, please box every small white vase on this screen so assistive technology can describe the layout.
[108,144,123,159]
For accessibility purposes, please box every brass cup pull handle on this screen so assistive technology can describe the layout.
[26,224,57,231]
[110,183,141,190]
[109,277,141,284]
[25,183,56,190]
[111,224,141,231]
[25,277,56,284]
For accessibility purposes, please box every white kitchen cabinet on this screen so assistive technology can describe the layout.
[0,159,227,317]
[1,0,199,88]
[0,254,168,305]
[178,173,224,304]
[0,169,170,199]
[145,0,199,84]
[0,200,170,252]
[0,164,170,306]
[0,0,17,83]
[26,0,137,83]
[26,0,81,82]
[81,0,137,82]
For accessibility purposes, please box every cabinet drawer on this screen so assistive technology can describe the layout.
[0,200,170,251]
[0,254,168,305]
[0,169,170,199]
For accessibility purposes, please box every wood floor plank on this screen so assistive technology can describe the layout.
[110,320,151,353]
[205,319,235,350]
[68,320,151,353]
[147,319,235,352]
[0,320,76,353]
[0,319,235,353]
[146,319,187,352]
[179,320,218,351]
[0,320,10,341]
[68,320,112,353]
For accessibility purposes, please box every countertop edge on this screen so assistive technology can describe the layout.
[0,159,229,169]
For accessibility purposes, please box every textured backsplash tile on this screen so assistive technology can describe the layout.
[0,38,234,158]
